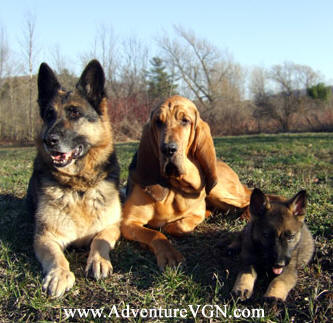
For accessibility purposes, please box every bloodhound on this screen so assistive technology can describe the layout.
[122,95,251,269]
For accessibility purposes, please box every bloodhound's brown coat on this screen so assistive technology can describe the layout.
[122,95,251,269]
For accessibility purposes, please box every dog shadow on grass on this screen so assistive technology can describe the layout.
[111,211,244,299]
[0,194,34,251]
[0,194,40,285]
[110,208,304,307]
[1,192,329,323]
[0,194,262,301]
[0,194,276,304]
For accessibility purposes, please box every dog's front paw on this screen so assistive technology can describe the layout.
[151,239,184,270]
[232,274,255,300]
[264,280,288,301]
[42,268,75,298]
[263,295,285,303]
[232,285,253,300]
[85,255,113,280]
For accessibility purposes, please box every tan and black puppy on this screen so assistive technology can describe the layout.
[232,188,314,301]
[122,95,251,270]
[27,60,121,297]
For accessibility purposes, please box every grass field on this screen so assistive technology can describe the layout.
[0,133,332,322]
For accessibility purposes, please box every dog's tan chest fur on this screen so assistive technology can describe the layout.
[148,189,206,228]
[36,180,121,248]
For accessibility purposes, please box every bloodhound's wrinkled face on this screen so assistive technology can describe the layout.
[150,96,198,179]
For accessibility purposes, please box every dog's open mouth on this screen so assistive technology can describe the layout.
[164,162,181,177]
[50,145,83,168]
[272,267,284,275]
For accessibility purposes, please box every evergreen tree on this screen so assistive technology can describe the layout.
[307,83,331,101]
[146,57,177,101]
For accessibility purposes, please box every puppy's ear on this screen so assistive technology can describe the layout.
[76,60,106,113]
[190,119,217,194]
[130,123,169,201]
[288,190,307,221]
[250,188,270,219]
[37,63,60,117]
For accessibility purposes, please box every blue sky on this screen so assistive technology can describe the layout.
[1,0,333,83]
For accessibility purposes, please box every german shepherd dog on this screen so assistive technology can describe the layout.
[27,60,121,298]
[231,188,314,301]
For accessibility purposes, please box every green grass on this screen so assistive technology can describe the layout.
[0,133,332,322]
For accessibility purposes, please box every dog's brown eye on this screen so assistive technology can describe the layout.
[181,118,190,126]
[156,118,164,128]
[67,106,82,120]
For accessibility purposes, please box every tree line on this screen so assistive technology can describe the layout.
[0,20,332,143]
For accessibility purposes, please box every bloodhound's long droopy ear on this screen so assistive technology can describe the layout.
[130,123,169,201]
[191,119,218,194]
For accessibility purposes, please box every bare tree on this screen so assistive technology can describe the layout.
[269,62,319,131]
[51,44,68,74]
[80,28,151,139]
[50,44,76,89]
[117,36,149,97]
[0,26,9,83]
[158,26,244,112]
[270,62,319,95]
[250,62,320,132]
[249,67,275,131]
[0,25,23,140]
[98,24,119,82]
[110,35,150,135]
[80,24,119,83]
[0,26,9,137]
[81,26,150,99]
[19,12,40,140]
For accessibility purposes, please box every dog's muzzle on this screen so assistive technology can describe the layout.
[44,131,87,168]
[48,145,84,168]
[161,142,178,157]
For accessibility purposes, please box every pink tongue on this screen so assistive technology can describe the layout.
[54,153,68,161]
[273,267,283,275]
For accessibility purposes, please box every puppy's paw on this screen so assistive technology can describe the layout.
[263,295,285,303]
[232,285,253,300]
[42,268,75,298]
[231,274,255,300]
[264,280,288,302]
[152,239,184,271]
[86,254,113,280]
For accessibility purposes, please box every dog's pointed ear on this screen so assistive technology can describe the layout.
[288,190,307,221]
[191,119,217,194]
[37,63,60,117]
[76,60,106,113]
[250,188,270,219]
[130,123,169,201]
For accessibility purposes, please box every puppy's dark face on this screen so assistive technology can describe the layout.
[250,189,307,275]
[37,60,107,169]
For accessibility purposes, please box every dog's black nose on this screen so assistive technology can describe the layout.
[45,133,60,147]
[274,260,286,268]
[161,142,178,157]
